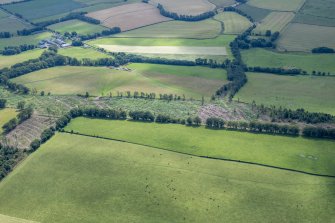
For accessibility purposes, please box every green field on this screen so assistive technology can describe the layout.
[0,133,333,222]
[48,19,106,35]
[241,48,335,74]
[277,23,335,52]
[236,4,271,22]
[12,65,227,98]
[253,12,294,35]
[235,72,335,115]
[214,12,252,35]
[58,47,111,60]
[0,32,52,50]
[116,19,222,39]
[0,213,37,223]
[0,108,18,134]
[0,49,44,69]
[247,0,304,11]
[0,10,33,34]
[208,0,235,7]
[2,0,85,22]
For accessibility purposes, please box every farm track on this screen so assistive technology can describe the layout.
[62,131,335,178]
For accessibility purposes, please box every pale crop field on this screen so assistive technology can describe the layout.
[253,12,294,35]
[58,47,111,60]
[247,0,305,11]
[149,0,215,15]
[214,12,252,34]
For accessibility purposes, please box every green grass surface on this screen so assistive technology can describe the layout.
[0,49,44,69]
[48,19,105,35]
[65,118,335,175]
[0,108,18,134]
[0,214,37,223]
[214,12,252,34]
[0,11,33,34]
[253,12,294,35]
[235,72,335,115]
[0,32,52,50]
[13,65,227,98]
[247,0,304,11]
[0,133,334,223]
[115,19,222,38]
[58,47,111,60]
[241,48,335,74]
[277,23,335,52]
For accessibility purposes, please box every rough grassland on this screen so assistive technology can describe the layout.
[116,19,222,38]
[277,23,335,52]
[247,0,304,11]
[253,12,294,35]
[12,65,227,98]
[2,0,85,22]
[235,72,335,115]
[241,48,335,74]
[0,49,44,69]
[0,32,52,50]
[214,12,252,34]
[47,19,105,35]
[0,133,334,223]
[0,108,18,134]
[58,47,111,60]
[66,118,335,176]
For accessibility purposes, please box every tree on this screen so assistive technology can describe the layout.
[0,99,6,108]
[186,117,193,125]
[17,101,25,110]
[193,116,202,126]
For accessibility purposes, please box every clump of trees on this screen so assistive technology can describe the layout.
[0,32,11,38]
[157,4,215,21]
[0,144,23,180]
[312,47,334,54]
[0,44,36,56]
[302,127,335,139]
[2,106,33,134]
[0,99,6,108]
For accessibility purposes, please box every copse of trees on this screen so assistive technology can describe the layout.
[129,111,155,122]
[17,27,44,36]
[157,4,216,21]
[0,144,23,180]
[0,44,36,56]
[0,99,6,108]
[0,32,12,38]
[302,127,335,139]
[2,106,33,133]
[312,47,335,54]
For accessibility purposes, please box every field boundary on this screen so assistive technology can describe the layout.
[62,131,335,178]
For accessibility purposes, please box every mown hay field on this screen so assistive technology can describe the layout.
[0,32,52,50]
[235,72,335,115]
[66,118,335,176]
[12,65,228,98]
[236,4,271,22]
[47,19,106,35]
[0,133,334,223]
[0,108,18,134]
[247,0,304,11]
[208,0,235,7]
[277,23,335,52]
[0,49,44,69]
[149,0,215,15]
[253,12,294,35]
[0,213,37,223]
[241,48,335,74]
[87,3,171,31]
[214,12,252,34]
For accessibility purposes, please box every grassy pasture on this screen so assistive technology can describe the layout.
[116,19,222,38]
[0,49,44,69]
[247,0,304,11]
[253,12,294,35]
[0,214,37,223]
[2,0,85,22]
[0,32,52,50]
[58,47,111,60]
[236,4,271,22]
[0,10,33,34]
[0,108,18,134]
[214,12,252,34]
[235,72,335,115]
[0,133,334,223]
[241,48,335,74]
[66,118,335,176]
[277,23,335,52]
[47,19,105,35]
[12,65,227,98]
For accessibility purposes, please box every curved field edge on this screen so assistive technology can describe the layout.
[64,118,335,176]
[0,133,334,223]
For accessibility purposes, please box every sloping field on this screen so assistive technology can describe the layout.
[116,19,222,38]
[150,0,215,16]
[236,4,271,22]
[0,108,18,135]
[0,32,52,50]
[87,3,171,31]
[97,45,227,55]
[0,133,334,223]
[58,47,111,60]
[2,0,85,22]
[235,72,335,115]
[12,65,227,98]
[277,23,335,52]
[0,214,38,223]
[47,19,105,35]
[241,48,335,74]
[208,0,235,7]
[247,0,304,11]
[214,12,252,34]
[0,10,33,34]
[253,12,294,35]
[0,49,44,69]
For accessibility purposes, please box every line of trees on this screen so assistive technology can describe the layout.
[247,66,303,75]
[0,32,12,38]
[224,6,254,22]
[0,99,6,108]
[157,3,215,21]
[2,105,33,134]
[302,127,335,139]
[0,144,23,180]
[312,47,334,54]
[0,44,36,56]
